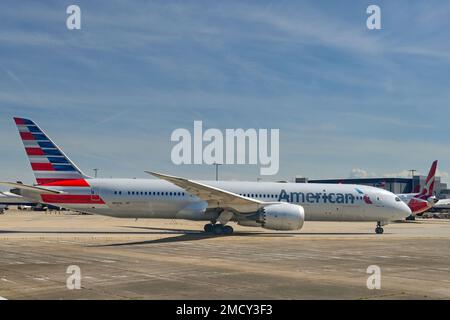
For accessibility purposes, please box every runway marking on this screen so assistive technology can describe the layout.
[33,277,50,282]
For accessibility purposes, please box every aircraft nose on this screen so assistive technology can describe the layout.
[397,201,412,219]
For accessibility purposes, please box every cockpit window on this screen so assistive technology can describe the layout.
[395,197,401,202]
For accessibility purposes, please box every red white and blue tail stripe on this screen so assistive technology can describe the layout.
[14,117,89,185]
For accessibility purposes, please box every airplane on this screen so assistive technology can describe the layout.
[429,198,450,212]
[0,117,411,235]
[397,160,439,217]
[0,190,37,213]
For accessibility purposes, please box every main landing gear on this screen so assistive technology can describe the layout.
[203,223,234,235]
[375,221,384,234]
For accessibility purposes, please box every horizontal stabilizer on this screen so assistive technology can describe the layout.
[0,182,61,194]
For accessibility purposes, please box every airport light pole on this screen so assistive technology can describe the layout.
[213,163,222,181]
[409,169,416,193]
[93,168,99,178]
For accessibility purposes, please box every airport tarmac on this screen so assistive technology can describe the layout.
[0,209,449,300]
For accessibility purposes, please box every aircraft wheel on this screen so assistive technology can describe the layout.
[204,223,214,233]
[223,225,234,235]
[375,227,384,234]
[213,224,224,235]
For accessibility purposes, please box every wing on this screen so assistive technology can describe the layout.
[145,171,264,213]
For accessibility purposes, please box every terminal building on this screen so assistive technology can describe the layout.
[296,176,450,199]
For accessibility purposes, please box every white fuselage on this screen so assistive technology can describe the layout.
[432,199,450,210]
[30,179,411,223]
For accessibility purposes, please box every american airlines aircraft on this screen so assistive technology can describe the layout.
[397,160,439,216]
[0,118,411,234]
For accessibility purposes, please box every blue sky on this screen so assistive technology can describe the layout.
[1,0,450,184]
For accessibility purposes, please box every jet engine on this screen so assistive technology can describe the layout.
[427,196,438,205]
[239,203,305,231]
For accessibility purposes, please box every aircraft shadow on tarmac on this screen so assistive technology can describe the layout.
[0,225,374,247]
[0,230,182,235]
[89,225,374,247]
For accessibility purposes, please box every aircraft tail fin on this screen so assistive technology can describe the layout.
[418,160,438,198]
[13,117,90,185]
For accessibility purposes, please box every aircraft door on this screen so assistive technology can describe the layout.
[90,187,102,202]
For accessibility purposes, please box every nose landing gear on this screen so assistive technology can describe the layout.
[375,221,384,234]
[203,223,234,235]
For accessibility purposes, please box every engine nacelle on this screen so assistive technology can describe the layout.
[427,196,438,205]
[259,203,305,231]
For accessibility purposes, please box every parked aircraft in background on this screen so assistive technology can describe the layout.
[430,198,450,212]
[398,160,439,217]
[0,118,411,234]
[0,191,37,213]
